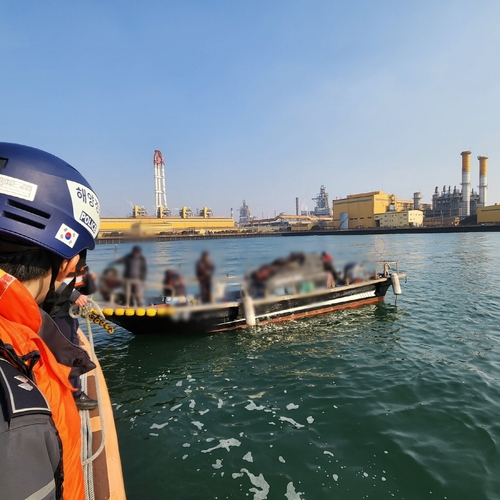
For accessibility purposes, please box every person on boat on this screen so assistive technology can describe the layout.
[163,269,187,301]
[0,142,100,500]
[114,245,147,306]
[343,262,366,284]
[50,257,99,410]
[99,266,125,303]
[321,251,339,287]
[196,250,214,303]
[247,264,272,298]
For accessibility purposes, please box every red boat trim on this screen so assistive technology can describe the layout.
[209,296,385,332]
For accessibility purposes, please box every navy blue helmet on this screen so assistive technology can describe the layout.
[0,143,100,259]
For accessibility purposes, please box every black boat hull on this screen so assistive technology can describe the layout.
[100,277,394,335]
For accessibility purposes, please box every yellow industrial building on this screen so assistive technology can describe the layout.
[99,213,235,238]
[477,204,500,224]
[374,210,423,228]
[332,191,416,229]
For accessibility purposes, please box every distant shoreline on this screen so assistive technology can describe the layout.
[96,224,500,245]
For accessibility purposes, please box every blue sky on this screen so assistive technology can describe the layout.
[2,1,500,219]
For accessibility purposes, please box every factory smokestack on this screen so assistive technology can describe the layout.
[296,197,299,216]
[461,151,471,217]
[478,156,488,208]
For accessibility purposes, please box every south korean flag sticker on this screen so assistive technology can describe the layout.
[56,223,79,248]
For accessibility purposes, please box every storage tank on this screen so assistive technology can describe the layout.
[413,192,422,210]
[339,212,349,229]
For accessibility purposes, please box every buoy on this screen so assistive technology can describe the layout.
[391,273,402,295]
[243,294,256,326]
[125,309,135,316]
[146,309,157,317]
[115,309,124,316]
[136,308,146,316]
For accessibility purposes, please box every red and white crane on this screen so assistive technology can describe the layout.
[154,150,170,217]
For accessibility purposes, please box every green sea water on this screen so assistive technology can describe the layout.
[88,233,500,500]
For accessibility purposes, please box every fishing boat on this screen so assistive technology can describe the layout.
[96,257,405,335]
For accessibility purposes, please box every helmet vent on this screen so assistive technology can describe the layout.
[2,211,46,230]
[7,199,50,219]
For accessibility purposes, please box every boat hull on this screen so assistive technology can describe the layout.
[78,330,126,499]
[101,277,393,335]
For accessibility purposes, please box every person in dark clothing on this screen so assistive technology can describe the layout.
[51,258,98,410]
[321,251,339,287]
[99,267,125,304]
[163,269,187,299]
[115,245,147,306]
[343,262,365,284]
[196,251,215,304]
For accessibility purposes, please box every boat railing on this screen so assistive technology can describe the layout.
[381,261,404,278]
[101,274,245,307]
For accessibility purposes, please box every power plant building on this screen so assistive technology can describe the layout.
[374,210,423,228]
[332,191,417,229]
[477,204,500,224]
[425,151,486,220]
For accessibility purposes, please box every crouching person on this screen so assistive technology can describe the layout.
[0,143,101,500]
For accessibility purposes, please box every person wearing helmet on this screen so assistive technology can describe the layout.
[0,143,100,500]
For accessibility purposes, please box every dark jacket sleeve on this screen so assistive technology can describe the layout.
[69,288,82,303]
[38,309,96,378]
[80,272,97,295]
[0,358,63,500]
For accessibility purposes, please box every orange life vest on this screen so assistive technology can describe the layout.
[65,262,88,289]
[0,271,84,500]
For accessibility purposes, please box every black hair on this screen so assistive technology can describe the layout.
[0,247,58,282]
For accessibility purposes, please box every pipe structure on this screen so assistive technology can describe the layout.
[478,156,488,208]
[461,151,471,217]
[432,187,439,211]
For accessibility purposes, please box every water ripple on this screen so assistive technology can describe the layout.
[89,233,500,499]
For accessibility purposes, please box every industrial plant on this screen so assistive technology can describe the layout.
[239,150,500,231]
[327,151,498,229]
[98,148,500,239]
[423,151,488,221]
[99,150,235,237]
